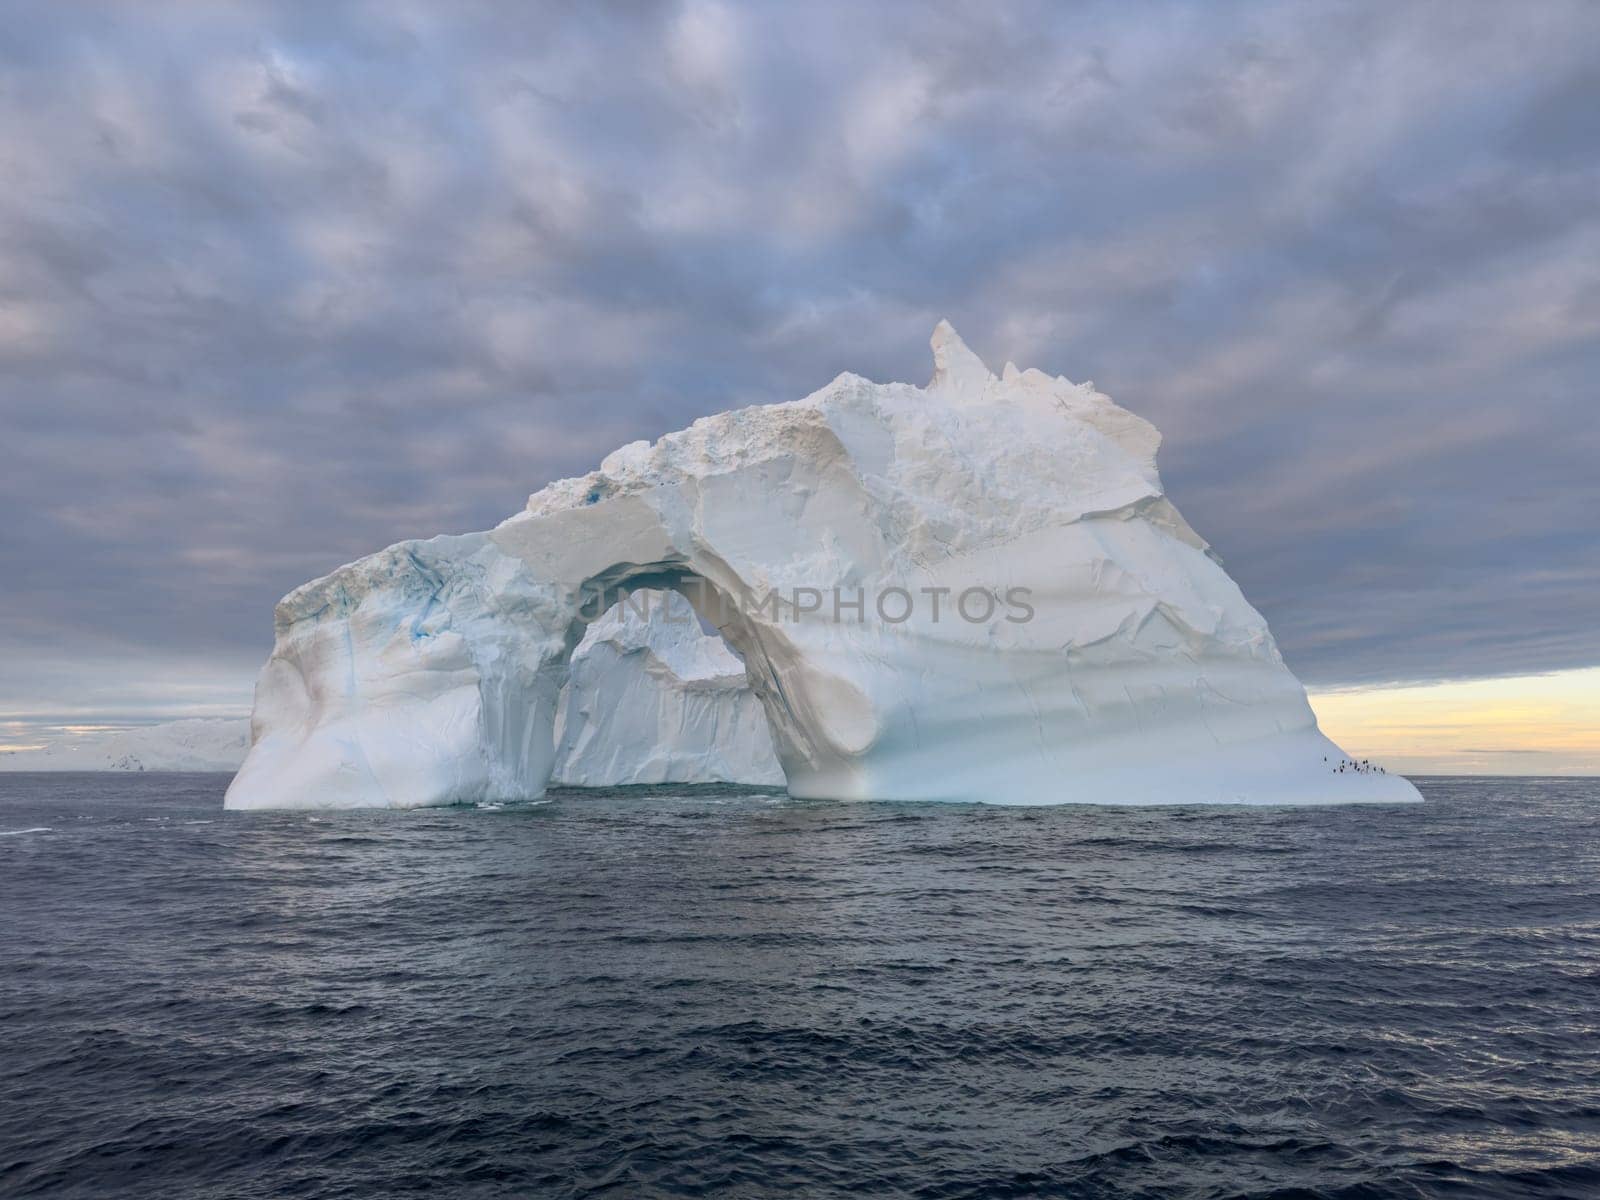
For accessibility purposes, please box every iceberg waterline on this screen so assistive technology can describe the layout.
[225,323,1421,809]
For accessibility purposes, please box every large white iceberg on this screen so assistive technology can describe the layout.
[225,323,1420,809]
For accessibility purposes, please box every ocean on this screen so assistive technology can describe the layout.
[2,774,1598,1198]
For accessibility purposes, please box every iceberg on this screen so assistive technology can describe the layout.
[0,718,250,773]
[225,323,1421,809]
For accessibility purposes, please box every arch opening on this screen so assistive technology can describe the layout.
[548,583,785,788]
[545,562,800,792]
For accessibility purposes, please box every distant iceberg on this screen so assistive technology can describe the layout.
[225,323,1421,809]
[0,718,250,773]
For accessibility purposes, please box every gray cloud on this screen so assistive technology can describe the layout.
[2,0,1598,726]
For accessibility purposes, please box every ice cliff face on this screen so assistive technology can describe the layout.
[225,323,1420,809]
[551,590,783,787]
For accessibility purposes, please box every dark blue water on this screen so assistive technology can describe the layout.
[3,775,1599,1199]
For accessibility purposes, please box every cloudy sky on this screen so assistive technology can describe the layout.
[2,1,1596,760]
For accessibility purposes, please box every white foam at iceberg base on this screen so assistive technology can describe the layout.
[225,323,1422,809]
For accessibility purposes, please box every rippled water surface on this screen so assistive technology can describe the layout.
[3,775,1599,1198]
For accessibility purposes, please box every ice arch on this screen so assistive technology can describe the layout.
[225,516,895,810]
[224,324,1420,809]
[550,589,782,787]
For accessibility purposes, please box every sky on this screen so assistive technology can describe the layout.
[1312,667,1600,777]
[1,1,1596,768]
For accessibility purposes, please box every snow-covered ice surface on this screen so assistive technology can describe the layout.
[225,323,1421,809]
[0,719,250,773]
[551,591,782,787]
